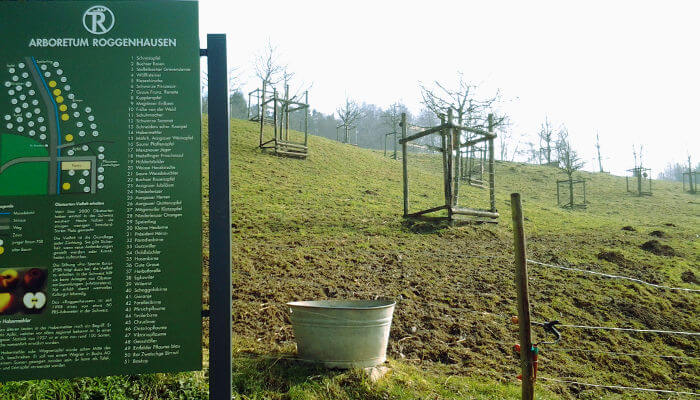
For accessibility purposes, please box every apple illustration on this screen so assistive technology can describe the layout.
[23,292,46,311]
[0,292,15,314]
[0,269,19,291]
[23,268,46,290]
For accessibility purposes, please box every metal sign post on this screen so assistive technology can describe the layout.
[201,34,232,400]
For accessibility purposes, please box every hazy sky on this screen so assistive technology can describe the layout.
[199,0,699,176]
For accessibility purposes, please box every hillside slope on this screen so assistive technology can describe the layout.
[225,119,699,399]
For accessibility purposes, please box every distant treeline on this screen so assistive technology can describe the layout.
[206,91,695,182]
[226,91,439,150]
[657,161,699,181]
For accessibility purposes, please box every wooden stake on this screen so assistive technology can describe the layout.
[304,91,309,147]
[556,181,561,206]
[401,113,409,217]
[446,109,454,221]
[511,193,535,400]
[689,157,696,194]
[259,81,266,148]
[272,88,278,143]
[488,114,496,212]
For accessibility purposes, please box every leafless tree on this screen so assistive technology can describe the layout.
[688,155,696,193]
[382,101,408,134]
[254,40,285,85]
[228,67,242,97]
[594,132,605,173]
[419,72,503,128]
[556,127,586,207]
[632,144,644,169]
[538,117,555,164]
[336,98,362,143]
[498,128,521,162]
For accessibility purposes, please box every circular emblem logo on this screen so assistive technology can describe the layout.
[82,5,115,35]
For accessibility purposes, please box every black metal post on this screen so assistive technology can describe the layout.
[204,34,232,400]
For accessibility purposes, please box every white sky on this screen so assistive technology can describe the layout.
[199,0,699,176]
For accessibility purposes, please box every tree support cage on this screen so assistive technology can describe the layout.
[625,166,652,196]
[337,123,357,145]
[557,178,587,208]
[399,109,499,223]
[682,171,698,194]
[384,132,398,159]
[255,80,309,159]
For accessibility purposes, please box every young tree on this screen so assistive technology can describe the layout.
[382,102,408,134]
[336,98,362,143]
[594,132,605,173]
[538,117,555,164]
[556,127,585,207]
[687,155,696,194]
[498,128,521,162]
[419,72,502,128]
[254,40,285,85]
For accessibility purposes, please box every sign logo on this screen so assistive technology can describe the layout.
[83,6,115,35]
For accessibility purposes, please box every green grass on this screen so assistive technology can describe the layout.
[2,118,697,399]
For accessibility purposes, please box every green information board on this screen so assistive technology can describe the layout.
[0,1,202,380]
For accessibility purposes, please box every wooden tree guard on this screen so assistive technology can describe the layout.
[336,123,357,145]
[682,170,698,194]
[556,178,587,208]
[255,81,309,159]
[625,166,652,196]
[247,81,275,124]
[460,144,487,188]
[399,109,499,223]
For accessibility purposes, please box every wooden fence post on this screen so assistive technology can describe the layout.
[446,109,454,221]
[511,193,535,400]
[304,91,309,147]
[401,113,408,217]
[488,114,496,212]
[259,81,266,147]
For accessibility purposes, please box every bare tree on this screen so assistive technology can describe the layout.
[336,98,362,143]
[522,141,539,164]
[498,128,521,162]
[538,117,555,164]
[632,144,645,169]
[382,102,408,134]
[556,127,585,207]
[254,40,285,85]
[688,155,696,194]
[419,72,503,128]
[228,67,241,95]
[594,132,605,173]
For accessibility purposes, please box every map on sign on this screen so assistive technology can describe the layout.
[2,59,108,196]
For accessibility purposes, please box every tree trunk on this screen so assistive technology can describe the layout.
[569,175,574,207]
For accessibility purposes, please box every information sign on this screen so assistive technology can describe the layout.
[0,1,202,380]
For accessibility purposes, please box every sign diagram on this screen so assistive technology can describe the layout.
[2,59,108,196]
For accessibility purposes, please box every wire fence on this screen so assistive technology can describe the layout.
[540,377,700,397]
[543,347,700,361]
[521,257,700,397]
[527,259,700,293]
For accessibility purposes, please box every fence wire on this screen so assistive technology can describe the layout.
[543,347,700,360]
[527,259,700,293]
[548,323,700,337]
[540,377,700,397]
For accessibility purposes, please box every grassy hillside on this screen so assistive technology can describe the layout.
[1,119,697,399]
[224,120,698,399]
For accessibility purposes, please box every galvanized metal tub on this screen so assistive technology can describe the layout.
[287,299,396,369]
